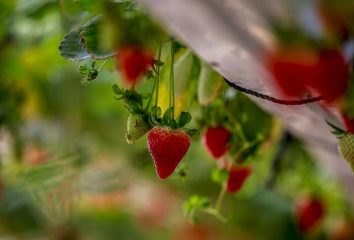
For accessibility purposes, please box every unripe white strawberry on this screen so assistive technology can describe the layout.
[125,114,152,144]
[338,133,354,171]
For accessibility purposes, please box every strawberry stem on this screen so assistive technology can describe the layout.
[97,58,109,72]
[153,45,162,116]
[146,46,162,111]
[215,183,226,212]
[169,40,176,119]
[202,207,227,222]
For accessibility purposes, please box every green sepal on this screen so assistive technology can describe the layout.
[326,119,346,137]
[146,70,154,79]
[162,107,174,125]
[153,59,164,67]
[112,84,124,95]
[177,111,192,128]
[170,119,178,129]
[150,105,162,117]
[79,65,90,75]
[185,128,199,138]
[182,195,211,223]
[148,112,161,126]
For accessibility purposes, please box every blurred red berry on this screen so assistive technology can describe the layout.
[265,49,318,98]
[116,46,153,85]
[266,48,349,103]
[307,50,349,103]
[296,197,325,233]
[202,126,231,159]
[226,166,252,193]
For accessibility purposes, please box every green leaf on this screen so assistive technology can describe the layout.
[146,70,154,79]
[114,96,123,101]
[197,64,223,106]
[112,84,124,95]
[59,16,116,61]
[79,65,90,74]
[162,107,174,125]
[185,128,200,137]
[59,24,90,61]
[170,119,178,129]
[174,49,194,95]
[211,168,229,185]
[150,106,161,117]
[75,0,101,13]
[177,111,192,128]
[79,16,116,59]
[149,113,160,126]
[182,195,211,223]
[153,60,164,67]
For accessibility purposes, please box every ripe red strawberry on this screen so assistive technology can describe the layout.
[202,126,231,159]
[226,166,252,193]
[265,48,318,98]
[307,50,349,103]
[116,46,153,85]
[296,197,325,233]
[147,127,191,179]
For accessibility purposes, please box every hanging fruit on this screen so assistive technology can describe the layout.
[226,166,252,193]
[148,127,191,179]
[202,126,231,159]
[296,196,325,233]
[116,46,154,86]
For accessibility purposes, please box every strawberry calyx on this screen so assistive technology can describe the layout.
[148,106,199,137]
[112,84,148,113]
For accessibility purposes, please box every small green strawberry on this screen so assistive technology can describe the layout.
[327,120,354,172]
[126,113,152,144]
[338,133,354,171]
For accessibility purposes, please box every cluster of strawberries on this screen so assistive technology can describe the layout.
[202,126,251,193]
[266,48,349,103]
[115,45,193,180]
[115,45,253,193]
[115,45,325,229]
